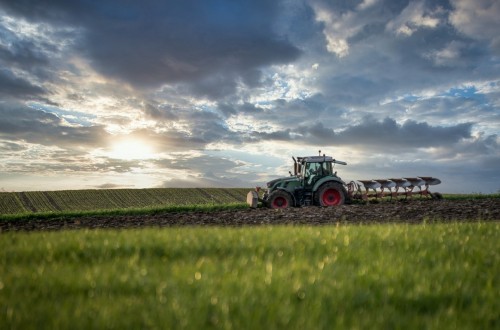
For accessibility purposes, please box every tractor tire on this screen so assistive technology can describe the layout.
[268,190,292,209]
[316,182,346,206]
[431,192,443,200]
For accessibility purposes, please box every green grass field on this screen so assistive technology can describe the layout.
[1,222,498,329]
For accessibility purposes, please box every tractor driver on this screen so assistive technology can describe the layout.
[305,162,321,185]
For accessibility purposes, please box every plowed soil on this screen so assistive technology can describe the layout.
[2,198,499,232]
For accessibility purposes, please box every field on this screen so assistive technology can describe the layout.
[1,190,499,329]
[1,223,499,329]
[0,188,249,215]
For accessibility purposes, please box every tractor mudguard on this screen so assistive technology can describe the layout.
[312,176,345,193]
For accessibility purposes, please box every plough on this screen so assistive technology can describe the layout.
[347,177,442,201]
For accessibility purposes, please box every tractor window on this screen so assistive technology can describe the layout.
[322,162,332,175]
[304,162,321,186]
[306,162,321,176]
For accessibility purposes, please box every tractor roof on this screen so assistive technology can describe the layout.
[298,156,334,163]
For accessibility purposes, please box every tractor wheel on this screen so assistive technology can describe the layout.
[431,192,443,200]
[316,182,346,206]
[268,190,292,209]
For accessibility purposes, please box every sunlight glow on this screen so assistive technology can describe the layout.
[109,140,156,160]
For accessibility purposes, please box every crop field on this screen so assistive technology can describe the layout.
[0,188,249,215]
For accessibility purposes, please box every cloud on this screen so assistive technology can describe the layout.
[246,117,473,150]
[1,0,300,91]
[311,0,371,57]
[424,41,467,67]
[0,101,107,148]
[143,103,178,121]
[386,1,441,36]
[310,0,443,57]
[155,154,252,188]
[450,0,500,54]
[334,116,472,149]
[0,68,45,98]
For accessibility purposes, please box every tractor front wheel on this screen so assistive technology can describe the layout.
[268,190,292,209]
[317,182,346,206]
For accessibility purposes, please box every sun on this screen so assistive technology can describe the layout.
[109,139,155,160]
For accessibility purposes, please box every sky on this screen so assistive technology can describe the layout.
[0,0,499,193]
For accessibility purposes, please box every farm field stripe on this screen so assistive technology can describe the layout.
[196,188,222,204]
[17,192,36,212]
[220,188,244,201]
[0,193,25,214]
[42,192,62,212]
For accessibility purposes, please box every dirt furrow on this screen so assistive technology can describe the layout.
[1,199,499,232]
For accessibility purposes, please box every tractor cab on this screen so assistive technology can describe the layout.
[297,156,336,188]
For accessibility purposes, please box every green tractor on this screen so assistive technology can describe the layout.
[247,151,349,208]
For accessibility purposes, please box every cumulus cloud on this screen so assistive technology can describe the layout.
[424,41,466,67]
[386,1,441,36]
[311,0,375,57]
[450,0,500,54]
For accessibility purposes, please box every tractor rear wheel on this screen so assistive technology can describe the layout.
[317,182,346,206]
[268,190,292,209]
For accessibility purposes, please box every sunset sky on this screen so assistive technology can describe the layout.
[0,0,499,193]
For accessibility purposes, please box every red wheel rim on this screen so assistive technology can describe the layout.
[272,196,288,208]
[322,189,341,206]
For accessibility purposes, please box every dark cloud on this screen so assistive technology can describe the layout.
[433,132,499,160]
[450,0,500,55]
[1,0,301,90]
[247,117,473,149]
[0,27,49,69]
[0,68,45,98]
[186,111,235,144]
[217,102,263,117]
[0,101,107,147]
[334,117,472,148]
[143,103,178,121]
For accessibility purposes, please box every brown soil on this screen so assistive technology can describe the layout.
[1,198,499,232]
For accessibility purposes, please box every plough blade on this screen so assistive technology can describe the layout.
[419,176,441,185]
[358,180,381,190]
[405,177,426,187]
[347,176,442,201]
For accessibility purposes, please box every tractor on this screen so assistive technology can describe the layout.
[247,152,349,208]
[247,151,442,209]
